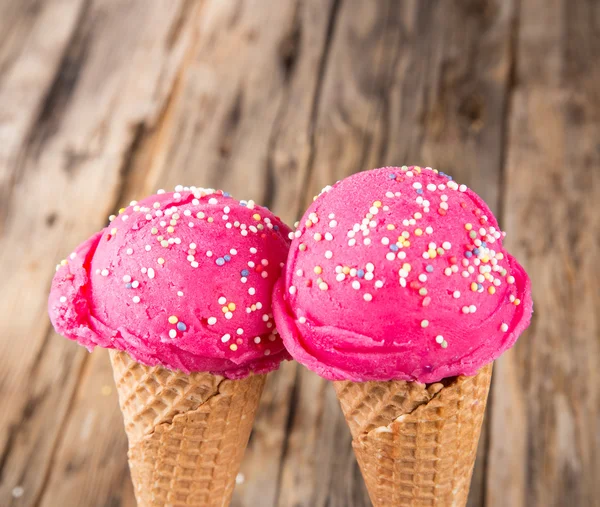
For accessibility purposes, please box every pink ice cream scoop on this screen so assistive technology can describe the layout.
[272,166,532,383]
[49,187,292,378]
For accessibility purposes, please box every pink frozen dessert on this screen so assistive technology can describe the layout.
[49,186,292,378]
[273,166,532,383]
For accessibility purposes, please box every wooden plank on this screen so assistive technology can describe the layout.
[39,1,342,506]
[0,2,197,505]
[279,1,517,505]
[487,0,600,506]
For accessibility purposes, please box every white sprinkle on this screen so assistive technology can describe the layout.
[209,198,218,204]
[101,269,109,277]
[208,317,217,325]
[363,293,373,302]
[191,261,199,268]
[375,280,384,289]
[133,296,140,304]
[169,329,177,339]
[462,306,470,314]
[123,275,131,283]
[348,239,356,247]
[289,286,297,294]
[141,267,147,274]
[148,268,155,279]
[459,184,467,192]
[364,272,374,281]
[249,288,256,295]
[366,263,375,272]
[221,334,231,343]
[421,320,429,328]
[469,305,477,313]
[425,226,434,234]
[436,335,444,344]
[352,281,361,290]
[418,274,427,282]
[218,297,227,305]
[59,296,67,303]
[442,241,451,250]
[177,291,184,296]
[336,273,346,282]
[363,238,371,246]
[126,248,133,255]
[507,275,515,284]
[453,291,461,298]
[386,252,395,261]
[299,317,307,324]
[145,245,151,252]
[132,281,139,288]
[501,323,509,332]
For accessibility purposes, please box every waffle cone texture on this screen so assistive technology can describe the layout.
[109,350,266,507]
[333,363,493,507]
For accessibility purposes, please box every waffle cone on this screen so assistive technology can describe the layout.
[109,349,266,507]
[334,363,493,507]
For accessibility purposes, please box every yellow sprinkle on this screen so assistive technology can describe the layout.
[513,299,521,306]
[170,220,177,226]
[173,214,180,220]
[471,282,478,292]
[157,236,163,241]
[151,228,158,235]
[168,316,178,324]
[230,344,238,351]
[110,228,118,235]
[314,266,322,275]
[251,304,257,311]
[387,224,395,230]
[488,286,496,295]
[342,266,350,275]
[158,258,165,265]
[161,240,169,247]
[402,263,411,272]
[60,259,68,266]
[119,208,126,214]
[222,307,228,313]
[428,249,437,258]
[207,217,214,223]
[305,220,313,228]
[167,226,174,233]
[228,303,236,311]
[402,231,410,239]
[415,229,423,236]
[253,213,261,221]
[404,240,410,247]
[465,223,473,231]
[299,244,307,251]
[319,282,328,291]
[482,256,490,263]
[373,201,382,208]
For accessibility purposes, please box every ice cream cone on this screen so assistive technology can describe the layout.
[333,363,493,507]
[109,349,266,507]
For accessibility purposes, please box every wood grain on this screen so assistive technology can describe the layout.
[487,0,600,506]
[0,0,598,506]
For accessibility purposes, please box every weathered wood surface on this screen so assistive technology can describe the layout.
[0,1,597,506]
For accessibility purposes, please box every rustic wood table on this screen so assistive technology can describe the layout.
[0,1,598,506]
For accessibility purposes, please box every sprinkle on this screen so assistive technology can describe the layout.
[177,291,184,296]
[169,329,177,339]
[148,268,155,279]
[418,274,427,282]
[469,305,477,313]
[132,296,140,304]
[352,281,361,290]
[366,263,375,272]
[207,317,217,325]
[289,286,297,294]
[501,323,509,332]
[59,296,67,303]
[101,269,109,277]
[123,275,132,283]
[319,282,329,291]
[158,258,165,265]
[126,248,133,255]
[177,322,187,331]
[507,275,515,284]
[462,306,470,314]
[421,320,429,328]
[363,293,373,302]
[325,250,333,259]
[221,334,231,343]
[249,288,256,295]
[314,266,322,275]
[436,335,444,344]
[168,316,178,324]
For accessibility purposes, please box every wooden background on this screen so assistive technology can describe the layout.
[0,0,598,506]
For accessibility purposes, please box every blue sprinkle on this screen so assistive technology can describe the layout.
[473,248,480,256]
[416,188,423,194]
[465,251,473,258]
[426,265,434,273]
[389,245,399,252]
[477,284,483,291]
[357,269,365,278]
[274,225,279,231]
[125,283,132,289]
[216,258,225,266]
[224,255,231,262]
[223,192,231,197]
[482,241,487,247]
[177,322,187,332]
[241,269,250,277]
[388,173,397,180]
[240,202,247,207]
